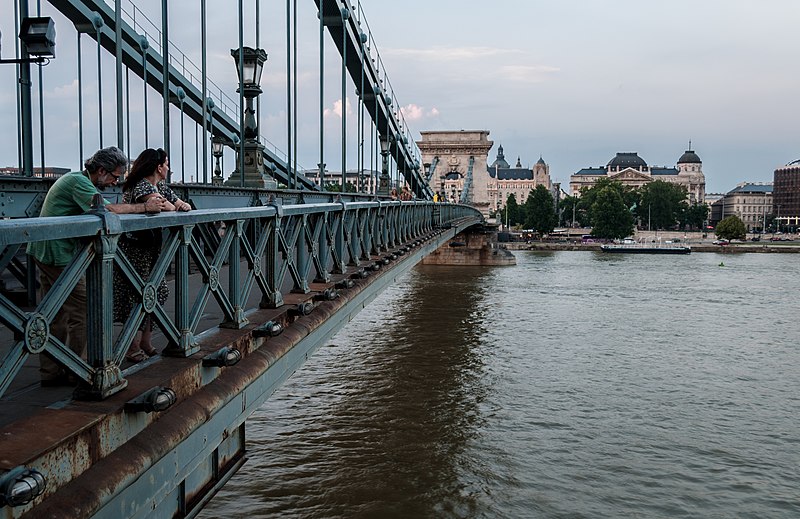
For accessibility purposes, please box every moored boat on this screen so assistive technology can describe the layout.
[600,243,691,254]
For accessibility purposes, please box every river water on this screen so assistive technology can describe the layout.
[200,251,800,518]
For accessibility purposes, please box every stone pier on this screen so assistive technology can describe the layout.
[422,225,516,266]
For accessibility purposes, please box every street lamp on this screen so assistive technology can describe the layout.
[228,46,273,187]
[230,46,267,139]
[211,135,224,185]
[0,17,57,64]
[377,135,390,196]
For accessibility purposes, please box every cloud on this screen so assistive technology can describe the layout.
[49,80,80,99]
[382,46,521,61]
[400,103,439,121]
[323,97,352,118]
[497,65,560,84]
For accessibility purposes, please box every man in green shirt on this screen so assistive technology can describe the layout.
[27,147,169,386]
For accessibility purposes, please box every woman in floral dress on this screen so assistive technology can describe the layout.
[114,148,192,362]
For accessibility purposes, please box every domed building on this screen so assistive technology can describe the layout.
[569,145,706,203]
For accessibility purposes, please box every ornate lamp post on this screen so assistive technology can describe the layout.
[211,135,224,185]
[377,136,390,196]
[226,46,273,187]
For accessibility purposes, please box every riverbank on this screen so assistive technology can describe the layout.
[504,242,800,253]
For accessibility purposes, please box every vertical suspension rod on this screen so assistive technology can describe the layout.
[341,7,347,191]
[318,0,324,188]
[161,0,171,168]
[293,0,298,189]
[77,32,84,169]
[115,0,124,151]
[238,0,245,187]
[36,0,45,175]
[201,0,208,184]
[286,0,293,188]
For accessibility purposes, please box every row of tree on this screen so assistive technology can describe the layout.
[496,179,711,240]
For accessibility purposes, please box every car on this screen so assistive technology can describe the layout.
[712,239,729,245]
[751,236,761,242]
[771,236,783,241]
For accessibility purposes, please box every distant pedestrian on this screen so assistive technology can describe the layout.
[26,147,169,386]
[390,188,398,200]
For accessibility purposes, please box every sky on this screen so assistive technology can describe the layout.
[1,0,798,193]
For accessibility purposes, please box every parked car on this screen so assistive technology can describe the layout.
[712,239,730,245]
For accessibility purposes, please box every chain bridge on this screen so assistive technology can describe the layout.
[0,0,504,517]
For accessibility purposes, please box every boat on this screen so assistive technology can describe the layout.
[600,241,691,254]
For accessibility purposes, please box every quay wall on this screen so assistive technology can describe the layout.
[504,242,800,253]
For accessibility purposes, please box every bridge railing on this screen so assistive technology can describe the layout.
[0,200,480,400]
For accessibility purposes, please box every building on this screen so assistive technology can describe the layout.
[486,145,552,212]
[710,183,772,231]
[773,159,800,231]
[569,147,706,203]
[302,168,380,193]
[417,131,551,216]
[0,166,70,178]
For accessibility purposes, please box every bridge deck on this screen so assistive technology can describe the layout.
[0,225,466,518]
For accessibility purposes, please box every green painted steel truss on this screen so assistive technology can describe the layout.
[0,199,480,400]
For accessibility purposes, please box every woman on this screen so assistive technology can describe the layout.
[114,148,191,362]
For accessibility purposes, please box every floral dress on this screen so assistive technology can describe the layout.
[113,179,178,329]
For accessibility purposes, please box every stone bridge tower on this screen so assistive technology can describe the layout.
[417,130,493,218]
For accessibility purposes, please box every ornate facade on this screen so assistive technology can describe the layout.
[417,131,552,216]
[486,145,551,212]
[569,147,706,203]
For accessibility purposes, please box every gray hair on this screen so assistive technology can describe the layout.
[84,146,128,174]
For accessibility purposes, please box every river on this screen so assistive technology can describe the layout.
[200,251,800,518]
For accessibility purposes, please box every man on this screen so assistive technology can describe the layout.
[26,146,169,386]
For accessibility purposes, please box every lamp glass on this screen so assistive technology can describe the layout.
[211,138,224,156]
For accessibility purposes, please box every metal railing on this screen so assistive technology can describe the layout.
[0,200,481,400]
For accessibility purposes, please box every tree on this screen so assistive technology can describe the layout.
[560,195,580,227]
[504,193,522,227]
[523,185,557,235]
[578,179,638,227]
[590,186,635,239]
[636,180,688,230]
[683,203,710,230]
[715,215,747,240]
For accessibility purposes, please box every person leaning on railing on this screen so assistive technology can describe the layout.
[112,148,191,363]
[26,146,170,387]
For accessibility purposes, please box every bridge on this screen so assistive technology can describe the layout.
[0,0,501,517]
